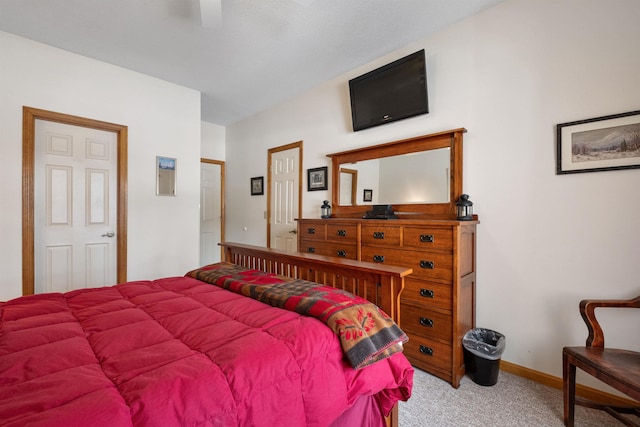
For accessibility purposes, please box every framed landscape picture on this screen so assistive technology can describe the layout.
[556,110,640,174]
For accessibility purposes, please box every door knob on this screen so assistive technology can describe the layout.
[101,231,115,238]
[288,229,298,234]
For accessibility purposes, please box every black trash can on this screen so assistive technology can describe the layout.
[463,328,506,386]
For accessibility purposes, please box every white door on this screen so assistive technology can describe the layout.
[200,161,223,265]
[34,120,117,293]
[269,147,299,252]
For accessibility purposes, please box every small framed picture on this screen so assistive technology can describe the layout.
[556,110,640,174]
[307,166,328,191]
[250,176,264,195]
[363,189,373,202]
[156,156,177,196]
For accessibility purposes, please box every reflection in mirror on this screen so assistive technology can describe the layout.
[157,156,176,196]
[328,128,466,218]
[339,148,450,206]
[339,168,358,205]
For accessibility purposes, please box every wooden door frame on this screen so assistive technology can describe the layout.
[266,141,302,248]
[339,167,358,205]
[22,106,128,295]
[200,158,225,260]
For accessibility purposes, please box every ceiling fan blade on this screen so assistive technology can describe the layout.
[199,0,222,28]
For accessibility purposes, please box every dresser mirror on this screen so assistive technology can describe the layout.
[328,128,466,218]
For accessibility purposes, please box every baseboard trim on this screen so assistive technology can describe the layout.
[500,360,637,407]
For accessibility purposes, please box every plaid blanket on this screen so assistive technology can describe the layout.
[186,263,408,369]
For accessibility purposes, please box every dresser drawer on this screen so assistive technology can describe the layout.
[361,247,453,282]
[402,278,452,311]
[361,225,401,246]
[298,240,357,259]
[326,223,358,243]
[298,222,326,240]
[403,226,453,251]
[400,304,452,342]
[403,335,452,372]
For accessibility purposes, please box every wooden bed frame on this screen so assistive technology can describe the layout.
[221,242,413,427]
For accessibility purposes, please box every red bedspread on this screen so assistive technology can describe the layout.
[186,263,408,369]
[0,276,413,426]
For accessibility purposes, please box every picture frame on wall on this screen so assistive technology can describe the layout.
[307,167,328,191]
[156,156,177,196]
[556,110,640,174]
[250,176,264,195]
[363,189,373,202]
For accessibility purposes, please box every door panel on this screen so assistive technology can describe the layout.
[45,245,72,292]
[35,120,117,293]
[200,161,223,265]
[270,147,299,252]
[47,165,72,225]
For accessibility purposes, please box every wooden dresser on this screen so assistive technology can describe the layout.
[297,217,477,388]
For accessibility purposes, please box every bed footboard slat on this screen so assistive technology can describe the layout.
[221,242,411,324]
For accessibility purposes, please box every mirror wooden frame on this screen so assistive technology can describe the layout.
[327,128,466,219]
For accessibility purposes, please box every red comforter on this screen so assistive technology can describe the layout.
[0,276,412,426]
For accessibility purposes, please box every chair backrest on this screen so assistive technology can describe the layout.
[579,296,640,347]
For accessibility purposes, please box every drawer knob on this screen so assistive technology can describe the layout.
[336,229,347,237]
[307,247,315,253]
[419,317,434,327]
[372,255,385,263]
[420,260,434,269]
[373,231,385,239]
[420,289,434,298]
[419,345,433,356]
[420,234,434,243]
[307,228,316,234]
[336,250,347,257]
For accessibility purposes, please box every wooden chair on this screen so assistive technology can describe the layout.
[563,295,640,426]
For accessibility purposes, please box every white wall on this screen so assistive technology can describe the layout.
[201,121,226,160]
[378,149,450,203]
[0,31,202,301]
[356,160,380,205]
[225,0,640,386]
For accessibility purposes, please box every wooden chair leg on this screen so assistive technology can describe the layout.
[563,351,577,427]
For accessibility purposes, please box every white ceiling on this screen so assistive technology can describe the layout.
[0,0,504,125]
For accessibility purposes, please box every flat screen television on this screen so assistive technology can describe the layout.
[349,49,429,132]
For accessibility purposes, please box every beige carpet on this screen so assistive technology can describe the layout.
[399,368,622,426]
